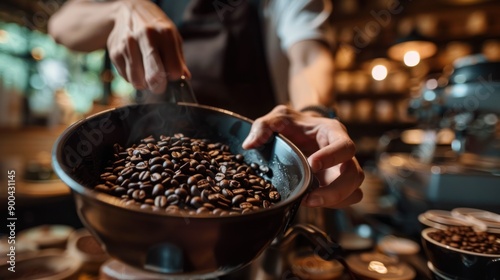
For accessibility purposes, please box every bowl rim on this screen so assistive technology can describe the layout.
[52,103,313,220]
[421,227,500,258]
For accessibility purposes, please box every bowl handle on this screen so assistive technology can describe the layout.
[486,257,500,279]
[144,243,184,274]
[270,223,357,280]
[165,76,198,104]
[140,76,199,104]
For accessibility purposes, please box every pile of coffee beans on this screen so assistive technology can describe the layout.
[93,133,281,216]
[428,226,500,255]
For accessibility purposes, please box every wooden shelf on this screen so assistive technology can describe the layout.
[336,92,409,101]
[345,121,415,129]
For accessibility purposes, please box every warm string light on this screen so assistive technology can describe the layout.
[403,50,420,67]
[371,64,388,81]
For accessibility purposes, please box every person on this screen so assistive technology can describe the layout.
[48,0,364,209]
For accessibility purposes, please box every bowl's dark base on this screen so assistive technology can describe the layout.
[53,103,313,275]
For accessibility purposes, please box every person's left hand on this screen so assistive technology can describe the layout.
[242,105,364,208]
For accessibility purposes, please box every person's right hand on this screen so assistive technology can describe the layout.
[108,0,190,94]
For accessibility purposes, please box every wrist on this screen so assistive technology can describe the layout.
[300,105,337,119]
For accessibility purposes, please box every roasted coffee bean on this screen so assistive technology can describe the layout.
[149,157,164,166]
[142,136,156,144]
[232,188,246,195]
[140,183,153,194]
[240,202,253,209]
[190,196,204,208]
[263,200,271,208]
[151,150,161,157]
[154,195,168,208]
[150,173,162,183]
[94,184,110,193]
[144,198,154,205]
[190,185,201,196]
[113,186,127,196]
[216,201,230,209]
[203,203,215,210]
[214,173,225,182]
[187,176,199,186]
[128,182,140,190]
[132,189,146,202]
[246,197,260,205]
[229,180,241,189]
[94,133,281,215]
[269,191,281,202]
[173,173,188,183]
[201,189,211,202]
[135,162,148,170]
[207,193,221,203]
[138,171,150,181]
[146,143,156,151]
[222,188,234,198]
[129,172,140,182]
[174,188,188,198]
[428,226,500,255]
[150,184,164,197]
[259,165,269,173]
[196,207,210,214]
[113,165,125,174]
[126,188,135,197]
[150,164,164,174]
[232,194,245,206]
[120,166,134,177]
[167,194,180,205]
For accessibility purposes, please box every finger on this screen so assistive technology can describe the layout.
[136,26,167,94]
[159,27,186,80]
[176,32,191,79]
[307,131,356,173]
[304,158,364,208]
[124,36,146,89]
[315,157,364,189]
[109,51,127,82]
[242,105,292,149]
[303,188,363,209]
[142,49,167,94]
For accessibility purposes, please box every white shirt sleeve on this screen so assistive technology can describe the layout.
[266,0,335,52]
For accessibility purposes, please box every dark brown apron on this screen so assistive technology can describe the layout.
[144,0,276,120]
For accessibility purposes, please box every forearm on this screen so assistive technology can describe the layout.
[48,0,119,52]
[287,40,336,112]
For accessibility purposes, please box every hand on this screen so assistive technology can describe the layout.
[242,105,364,209]
[107,0,190,93]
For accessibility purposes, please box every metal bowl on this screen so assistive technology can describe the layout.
[52,103,315,278]
[421,227,500,280]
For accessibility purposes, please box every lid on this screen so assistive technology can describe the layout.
[338,232,374,251]
[377,235,420,256]
[99,259,183,280]
[346,252,416,280]
[18,225,74,249]
[451,208,500,233]
[288,249,344,280]
[0,249,81,280]
[419,209,487,232]
[66,228,109,263]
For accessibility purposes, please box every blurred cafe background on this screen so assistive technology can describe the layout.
[1,0,500,279]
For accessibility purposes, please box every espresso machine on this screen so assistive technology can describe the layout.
[377,55,500,235]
